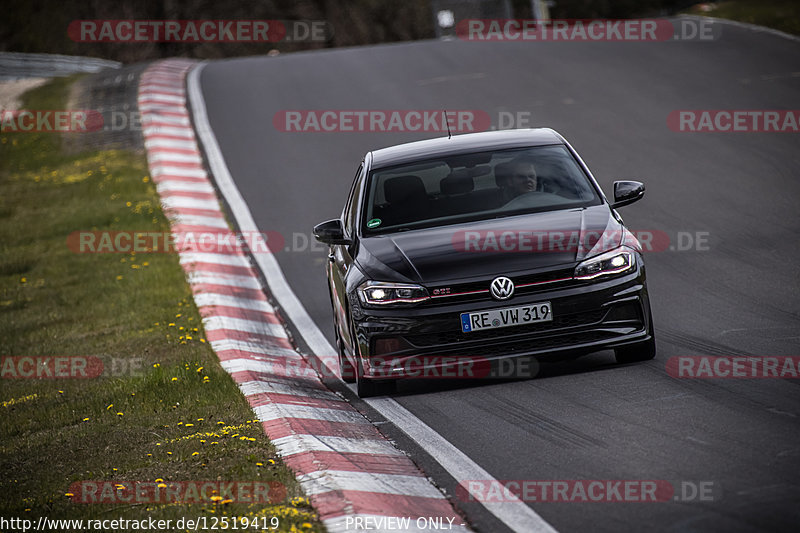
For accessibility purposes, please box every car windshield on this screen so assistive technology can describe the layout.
[362,144,602,234]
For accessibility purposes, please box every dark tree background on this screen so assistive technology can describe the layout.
[1,0,695,63]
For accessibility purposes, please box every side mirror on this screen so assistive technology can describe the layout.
[611,181,645,209]
[313,219,351,245]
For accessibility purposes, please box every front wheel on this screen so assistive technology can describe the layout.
[337,336,356,383]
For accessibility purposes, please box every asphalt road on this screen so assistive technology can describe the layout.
[196,19,800,532]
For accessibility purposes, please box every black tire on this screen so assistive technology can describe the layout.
[329,280,356,383]
[337,336,356,383]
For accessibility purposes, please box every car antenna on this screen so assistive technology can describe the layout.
[444,110,452,139]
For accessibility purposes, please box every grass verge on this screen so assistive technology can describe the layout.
[0,76,323,532]
[684,0,800,36]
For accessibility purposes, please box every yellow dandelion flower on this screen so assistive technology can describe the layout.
[106,404,113,410]
[126,201,131,207]
[116,412,123,417]
[167,451,173,455]
[191,452,199,456]
[153,363,160,367]
[171,377,178,382]
[65,493,74,497]
[157,483,166,488]
[196,366,203,373]
[197,418,204,421]
[220,499,233,505]
[82,417,89,422]
[115,275,123,281]
[20,277,27,283]
[185,423,194,427]
[155,479,163,483]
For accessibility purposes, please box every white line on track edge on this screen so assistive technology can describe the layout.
[186,61,557,533]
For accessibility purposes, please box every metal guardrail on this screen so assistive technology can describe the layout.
[0,52,121,81]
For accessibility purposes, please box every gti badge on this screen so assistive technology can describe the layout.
[490,276,515,300]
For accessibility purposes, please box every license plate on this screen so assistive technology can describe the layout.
[461,302,552,333]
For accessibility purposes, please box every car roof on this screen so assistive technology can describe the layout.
[369,128,564,169]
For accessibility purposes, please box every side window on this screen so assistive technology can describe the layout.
[343,164,364,236]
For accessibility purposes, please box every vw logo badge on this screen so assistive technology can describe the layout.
[490,276,515,300]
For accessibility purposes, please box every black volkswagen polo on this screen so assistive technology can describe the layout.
[314,128,655,396]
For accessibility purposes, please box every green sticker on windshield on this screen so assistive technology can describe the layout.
[367,218,382,229]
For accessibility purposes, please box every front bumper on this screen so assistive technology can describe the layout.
[351,264,652,379]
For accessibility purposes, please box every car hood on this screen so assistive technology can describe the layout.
[356,205,622,284]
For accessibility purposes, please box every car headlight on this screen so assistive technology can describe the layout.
[574,247,636,280]
[358,281,430,306]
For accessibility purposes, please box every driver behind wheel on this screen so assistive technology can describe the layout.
[495,157,538,202]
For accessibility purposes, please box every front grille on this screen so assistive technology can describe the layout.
[405,308,607,347]
[426,268,580,305]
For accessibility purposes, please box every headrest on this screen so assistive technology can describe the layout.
[384,175,427,204]
[440,171,474,195]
